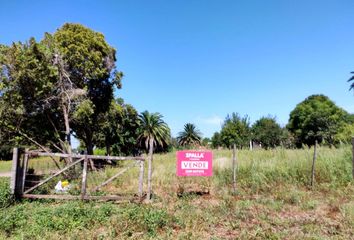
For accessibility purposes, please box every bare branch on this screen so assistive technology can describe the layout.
[17,129,63,171]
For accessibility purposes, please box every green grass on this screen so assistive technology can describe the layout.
[0,146,353,239]
[0,160,12,173]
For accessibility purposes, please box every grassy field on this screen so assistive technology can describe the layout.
[0,146,353,239]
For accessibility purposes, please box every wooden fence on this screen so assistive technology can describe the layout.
[10,148,145,201]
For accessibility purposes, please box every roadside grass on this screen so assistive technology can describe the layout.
[0,146,353,239]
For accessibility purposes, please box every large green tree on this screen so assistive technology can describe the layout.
[50,23,122,155]
[287,94,349,147]
[95,98,140,156]
[177,123,202,147]
[220,113,251,148]
[252,116,282,149]
[0,39,64,151]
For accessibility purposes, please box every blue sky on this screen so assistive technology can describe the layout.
[1,0,354,139]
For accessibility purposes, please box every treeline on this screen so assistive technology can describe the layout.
[1,24,353,160]
[0,23,171,160]
[210,94,354,149]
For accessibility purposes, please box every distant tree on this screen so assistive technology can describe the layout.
[280,128,295,148]
[287,94,349,147]
[202,137,211,147]
[252,116,282,149]
[335,123,354,144]
[211,132,222,149]
[220,113,251,148]
[177,123,202,147]
[169,137,179,150]
[137,111,170,152]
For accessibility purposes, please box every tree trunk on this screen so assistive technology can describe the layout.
[146,138,154,201]
[85,137,96,170]
[62,102,72,163]
[106,143,111,156]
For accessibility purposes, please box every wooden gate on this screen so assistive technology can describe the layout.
[10,148,145,201]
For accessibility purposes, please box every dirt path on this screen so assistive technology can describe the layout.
[0,172,11,177]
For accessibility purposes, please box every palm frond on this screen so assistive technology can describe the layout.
[137,110,170,151]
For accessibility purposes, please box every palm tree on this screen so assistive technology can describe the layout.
[349,71,354,90]
[177,123,202,147]
[137,111,170,200]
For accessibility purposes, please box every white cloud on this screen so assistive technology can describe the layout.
[197,115,223,125]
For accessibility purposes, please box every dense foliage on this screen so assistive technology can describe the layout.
[177,123,202,147]
[219,113,251,149]
[0,23,122,156]
[95,98,140,156]
[287,94,351,147]
[137,111,171,152]
[211,132,222,149]
[251,116,282,149]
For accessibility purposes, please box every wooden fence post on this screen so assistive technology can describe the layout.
[138,160,144,198]
[10,147,19,195]
[21,149,29,194]
[10,148,26,198]
[232,144,237,194]
[310,140,318,188]
[352,137,354,180]
[81,155,88,200]
[146,138,154,201]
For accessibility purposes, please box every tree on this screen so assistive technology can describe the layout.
[177,123,202,147]
[202,137,211,147]
[137,111,170,200]
[50,23,122,155]
[335,123,354,144]
[211,132,222,149]
[220,113,251,148]
[137,111,171,152]
[280,128,295,148]
[252,116,282,149]
[0,23,122,159]
[0,39,65,152]
[95,98,140,156]
[287,94,349,147]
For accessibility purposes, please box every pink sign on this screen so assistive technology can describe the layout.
[176,150,213,176]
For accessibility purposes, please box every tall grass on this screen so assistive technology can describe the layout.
[153,145,353,194]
